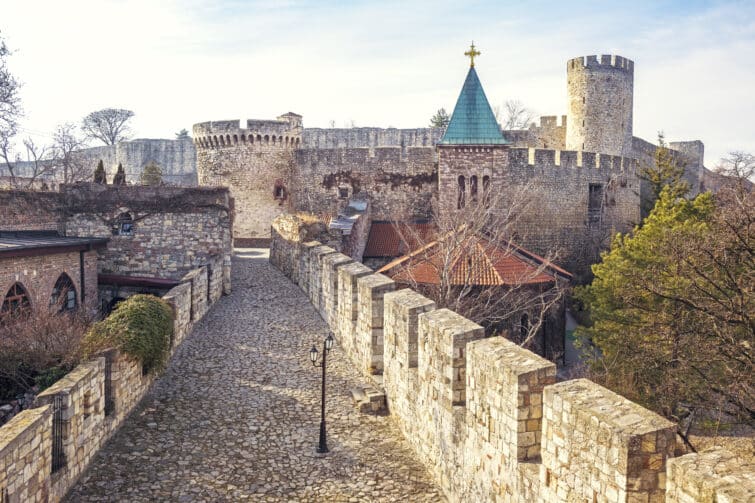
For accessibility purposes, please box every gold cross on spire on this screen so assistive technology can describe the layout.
[465,42,481,68]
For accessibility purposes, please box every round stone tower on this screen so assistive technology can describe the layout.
[193,113,302,244]
[565,55,634,156]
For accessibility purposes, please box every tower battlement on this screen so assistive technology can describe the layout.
[193,113,302,150]
[568,54,634,73]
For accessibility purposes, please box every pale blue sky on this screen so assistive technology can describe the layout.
[3,0,754,164]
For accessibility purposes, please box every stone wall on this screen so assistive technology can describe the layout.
[438,145,641,278]
[269,235,752,502]
[0,138,197,187]
[0,190,63,232]
[302,127,442,149]
[0,262,217,503]
[0,250,99,312]
[60,184,232,288]
[293,147,437,223]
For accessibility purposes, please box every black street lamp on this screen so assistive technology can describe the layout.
[309,332,334,454]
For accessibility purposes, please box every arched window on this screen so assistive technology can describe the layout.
[457,175,466,209]
[520,313,529,342]
[51,274,77,312]
[483,175,491,208]
[240,134,246,143]
[1,283,31,322]
[219,136,225,147]
[113,212,134,236]
[233,134,238,145]
[470,175,478,203]
[264,135,270,144]
[257,134,262,142]
[226,134,231,145]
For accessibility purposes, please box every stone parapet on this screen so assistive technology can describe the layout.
[541,379,676,502]
[355,274,395,375]
[267,236,753,503]
[320,253,353,327]
[666,448,755,503]
[0,262,221,503]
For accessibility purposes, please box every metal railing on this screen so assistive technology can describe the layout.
[51,394,65,473]
[104,351,115,416]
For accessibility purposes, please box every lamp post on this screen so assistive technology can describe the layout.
[309,332,334,454]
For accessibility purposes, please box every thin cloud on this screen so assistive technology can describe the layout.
[1,0,753,164]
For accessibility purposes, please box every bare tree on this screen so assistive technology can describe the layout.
[81,108,134,145]
[388,183,570,359]
[495,99,535,130]
[0,32,23,184]
[51,122,88,184]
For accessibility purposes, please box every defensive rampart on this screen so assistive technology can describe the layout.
[0,262,222,502]
[269,226,753,502]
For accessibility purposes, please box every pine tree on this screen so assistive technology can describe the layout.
[140,161,162,186]
[640,132,689,217]
[429,108,450,129]
[112,162,126,186]
[575,183,754,427]
[94,159,106,184]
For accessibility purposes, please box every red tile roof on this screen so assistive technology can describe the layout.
[378,233,571,287]
[363,222,436,257]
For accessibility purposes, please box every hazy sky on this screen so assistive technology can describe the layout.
[2,0,754,165]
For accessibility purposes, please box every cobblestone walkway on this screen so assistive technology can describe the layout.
[65,250,444,502]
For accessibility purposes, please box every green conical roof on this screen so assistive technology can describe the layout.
[439,67,508,145]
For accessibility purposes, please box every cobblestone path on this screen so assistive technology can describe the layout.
[65,250,444,502]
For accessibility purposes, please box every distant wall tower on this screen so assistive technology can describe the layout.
[566,55,634,156]
[193,113,302,243]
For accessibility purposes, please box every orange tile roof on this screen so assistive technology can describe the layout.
[378,234,571,287]
[363,222,436,257]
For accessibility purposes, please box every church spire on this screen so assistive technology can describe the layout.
[439,45,508,145]
[464,42,480,68]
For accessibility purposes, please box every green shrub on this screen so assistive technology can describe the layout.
[84,295,173,374]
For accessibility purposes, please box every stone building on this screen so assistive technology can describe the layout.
[0,184,233,312]
[192,50,706,277]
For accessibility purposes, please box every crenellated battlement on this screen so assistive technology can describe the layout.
[193,113,302,150]
[568,54,634,73]
[268,232,753,503]
[508,147,638,172]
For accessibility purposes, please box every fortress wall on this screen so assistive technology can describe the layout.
[336,262,373,359]
[302,127,442,149]
[438,146,641,279]
[320,252,353,327]
[0,266,220,503]
[267,237,753,502]
[293,147,438,222]
[61,185,232,283]
[666,449,755,502]
[0,139,197,187]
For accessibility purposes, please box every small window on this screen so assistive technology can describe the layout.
[273,180,287,201]
[338,187,349,199]
[588,183,604,225]
[482,176,491,208]
[114,212,134,236]
[470,175,478,203]
[1,282,31,322]
[51,274,77,312]
[520,314,529,342]
[457,176,466,209]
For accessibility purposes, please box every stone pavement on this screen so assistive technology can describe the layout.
[65,249,444,502]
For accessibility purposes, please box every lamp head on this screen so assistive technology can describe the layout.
[309,345,318,363]
[325,333,334,351]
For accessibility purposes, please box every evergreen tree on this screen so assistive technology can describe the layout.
[140,161,162,186]
[575,183,754,427]
[112,162,126,186]
[429,108,450,129]
[640,132,689,217]
[93,159,106,184]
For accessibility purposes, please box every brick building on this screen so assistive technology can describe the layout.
[0,232,106,320]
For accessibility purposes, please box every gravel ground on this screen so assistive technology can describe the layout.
[65,249,444,502]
